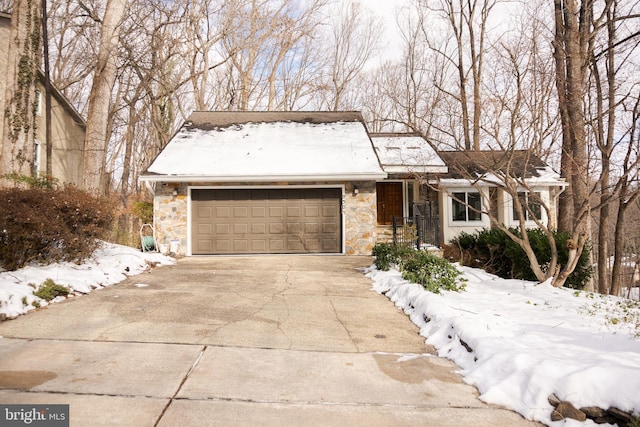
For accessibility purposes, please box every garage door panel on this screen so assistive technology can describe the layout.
[304,206,319,217]
[287,206,301,217]
[233,207,248,218]
[215,240,230,251]
[192,188,341,254]
[198,207,213,218]
[269,206,284,217]
[197,224,212,234]
[251,223,266,234]
[322,206,338,217]
[215,224,230,234]
[215,207,230,218]
[305,222,319,233]
[322,222,337,233]
[251,207,266,217]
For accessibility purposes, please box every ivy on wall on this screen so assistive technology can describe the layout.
[4,0,41,172]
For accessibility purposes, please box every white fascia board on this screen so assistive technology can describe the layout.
[139,172,388,183]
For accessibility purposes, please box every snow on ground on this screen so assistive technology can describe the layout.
[0,242,175,318]
[366,265,640,426]
[2,244,639,426]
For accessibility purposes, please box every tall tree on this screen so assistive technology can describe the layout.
[82,0,127,194]
[0,0,41,180]
[419,0,498,150]
[320,0,382,111]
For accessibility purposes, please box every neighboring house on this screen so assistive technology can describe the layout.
[140,111,566,256]
[0,11,85,186]
[436,150,567,244]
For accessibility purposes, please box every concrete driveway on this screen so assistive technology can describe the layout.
[0,256,538,426]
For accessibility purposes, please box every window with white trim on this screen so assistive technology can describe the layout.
[513,192,542,221]
[452,191,482,222]
[35,90,42,116]
[33,140,41,175]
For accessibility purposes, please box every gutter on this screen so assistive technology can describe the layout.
[139,172,388,183]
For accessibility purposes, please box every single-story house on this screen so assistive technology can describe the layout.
[140,111,566,255]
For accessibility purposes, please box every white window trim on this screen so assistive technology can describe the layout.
[35,90,42,116]
[33,140,41,175]
[448,189,485,225]
[506,189,548,227]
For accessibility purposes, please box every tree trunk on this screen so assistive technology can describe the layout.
[82,0,127,194]
[0,0,42,179]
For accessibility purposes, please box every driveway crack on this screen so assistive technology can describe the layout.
[329,299,359,352]
[153,345,207,426]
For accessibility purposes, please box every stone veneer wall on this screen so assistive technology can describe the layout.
[153,181,377,256]
[154,183,188,254]
[343,181,377,255]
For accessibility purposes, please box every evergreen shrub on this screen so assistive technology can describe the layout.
[34,278,70,301]
[447,227,592,289]
[372,243,466,293]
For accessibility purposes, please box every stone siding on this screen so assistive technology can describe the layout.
[343,181,377,255]
[154,183,188,254]
[153,181,377,256]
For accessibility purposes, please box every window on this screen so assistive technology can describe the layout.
[35,90,42,116]
[32,141,41,176]
[513,192,542,221]
[452,192,482,222]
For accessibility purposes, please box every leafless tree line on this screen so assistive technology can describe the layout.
[2,0,639,292]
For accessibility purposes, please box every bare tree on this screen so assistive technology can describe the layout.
[319,0,382,111]
[82,0,128,194]
[418,0,499,150]
[46,0,99,114]
[220,0,327,111]
[0,0,41,180]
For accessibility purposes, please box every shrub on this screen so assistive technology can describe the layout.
[401,250,466,294]
[34,278,69,301]
[448,228,592,289]
[372,242,413,271]
[372,243,466,294]
[0,186,116,270]
[2,172,60,190]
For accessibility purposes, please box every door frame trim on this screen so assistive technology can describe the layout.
[187,184,346,256]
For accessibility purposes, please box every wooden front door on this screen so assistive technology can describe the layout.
[376,182,403,225]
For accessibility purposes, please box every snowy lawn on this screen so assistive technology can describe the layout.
[0,242,175,319]
[366,265,640,426]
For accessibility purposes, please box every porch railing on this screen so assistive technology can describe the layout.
[392,210,441,250]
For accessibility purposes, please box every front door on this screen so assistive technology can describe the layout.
[376,182,403,225]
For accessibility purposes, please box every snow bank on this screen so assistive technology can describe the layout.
[366,265,640,426]
[0,242,175,318]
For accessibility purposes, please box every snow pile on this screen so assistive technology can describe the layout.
[366,265,640,426]
[0,242,175,318]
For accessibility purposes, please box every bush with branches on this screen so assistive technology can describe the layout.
[0,185,116,270]
[447,228,592,289]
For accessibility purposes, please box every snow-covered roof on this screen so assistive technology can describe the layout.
[370,133,448,174]
[140,111,387,182]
